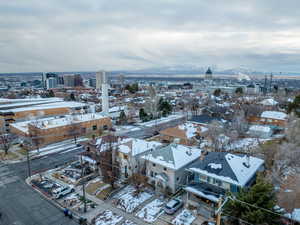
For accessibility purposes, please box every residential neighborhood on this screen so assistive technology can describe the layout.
[1,1,300,225]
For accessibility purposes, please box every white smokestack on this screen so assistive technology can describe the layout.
[100,71,109,115]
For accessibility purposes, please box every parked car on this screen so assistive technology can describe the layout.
[53,186,74,199]
[201,221,215,225]
[164,198,183,215]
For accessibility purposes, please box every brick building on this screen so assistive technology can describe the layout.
[10,113,112,148]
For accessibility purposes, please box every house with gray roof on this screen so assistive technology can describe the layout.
[184,152,264,216]
[142,143,201,194]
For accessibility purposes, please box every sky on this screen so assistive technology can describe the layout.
[1,0,300,73]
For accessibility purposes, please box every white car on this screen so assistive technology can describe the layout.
[52,186,74,199]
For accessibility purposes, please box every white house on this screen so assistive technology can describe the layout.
[117,138,162,178]
[248,125,273,138]
[185,152,264,214]
[142,143,202,194]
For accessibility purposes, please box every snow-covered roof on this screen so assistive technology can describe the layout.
[188,152,264,187]
[118,138,162,156]
[0,97,61,104]
[260,98,278,106]
[249,125,272,133]
[0,101,87,113]
[261,111,287,120]
[0,98,63,110]
[142,144,201,170]
[11,113,108,132]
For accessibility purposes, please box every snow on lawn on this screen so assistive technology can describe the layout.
[95,210,123,225]
[136,199,165,223]
[114,185,153,213]
[225,138,268,151]
[172,209,196,225]
[121,220,137,225]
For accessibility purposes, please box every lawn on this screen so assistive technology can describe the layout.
[136,199,165,223]
[0,151,19,160]
[96,186,113,200]
[86,179,106,195]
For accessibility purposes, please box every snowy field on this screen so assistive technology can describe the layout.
[136,199,165,223]
[114,185,153,213]
[95,210,123,225]
[172,209,196,225]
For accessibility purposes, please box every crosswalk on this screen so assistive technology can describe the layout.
[0,163,19,188]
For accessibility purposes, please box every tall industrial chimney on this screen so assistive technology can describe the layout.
[100,71,109,115]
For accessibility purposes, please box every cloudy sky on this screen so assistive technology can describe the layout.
[1,0,300,73]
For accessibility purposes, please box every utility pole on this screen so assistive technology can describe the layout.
[80,156,87,213]
[215,197,229,225]
[26,148,31,177]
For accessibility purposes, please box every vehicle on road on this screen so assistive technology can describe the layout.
[164,198,183,215]
[52,186,74,199]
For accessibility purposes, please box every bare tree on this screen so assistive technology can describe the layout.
[0,127,11,155]
[98,135,120,189]
[207,120,226,152]
[231,110,248,137]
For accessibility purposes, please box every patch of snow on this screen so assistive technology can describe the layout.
[261,111,287,120]
[208,163,222,169]
[114,186,153,213]
[172,209,196,225]
[136,199,165,223]
[292,209,300,222]
[95,210,123,225]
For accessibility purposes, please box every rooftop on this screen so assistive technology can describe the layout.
[142,143,201,170]
[188,152,264,187]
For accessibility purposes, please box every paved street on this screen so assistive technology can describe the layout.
[0,143,84,225]
[0,163,78,225]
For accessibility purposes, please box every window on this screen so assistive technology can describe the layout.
[176,177,180,181]
[200,175,207,181]
[150,171,154,177]
[164,167,167,171]
[103,125,108,130]
[152,163,156,167]
[92,125,97,130]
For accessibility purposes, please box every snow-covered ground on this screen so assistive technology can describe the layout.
[172,209,196,225]
[95,210,123,225]
[135,199,165,223]
[114,185,153,213]
[225,138,268,151]
[30,137,87,157]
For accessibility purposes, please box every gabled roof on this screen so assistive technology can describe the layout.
[188,152,264,187]
[159,122,208,140]
[261,111,287,120]
[118,138,162,156]
[142,143,201,170]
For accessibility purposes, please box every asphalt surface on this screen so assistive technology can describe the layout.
[0,117,186,225]
[0,147,84,225]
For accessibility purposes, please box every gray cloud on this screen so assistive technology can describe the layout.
[0,0,300,73]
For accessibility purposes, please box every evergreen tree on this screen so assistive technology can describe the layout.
[213,88,222,97]
[224,177,282,225]
[288,94,300,117]
[235,87,243,95]
[139,108,148,122]
[118,110,127,125]
[48,90,55,97]
[70,93,76,101]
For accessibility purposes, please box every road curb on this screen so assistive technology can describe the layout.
[25,175,90,224]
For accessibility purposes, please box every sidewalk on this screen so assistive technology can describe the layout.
[78,189,150,225]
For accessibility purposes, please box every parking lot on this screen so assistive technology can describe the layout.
[29,162,207,225]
